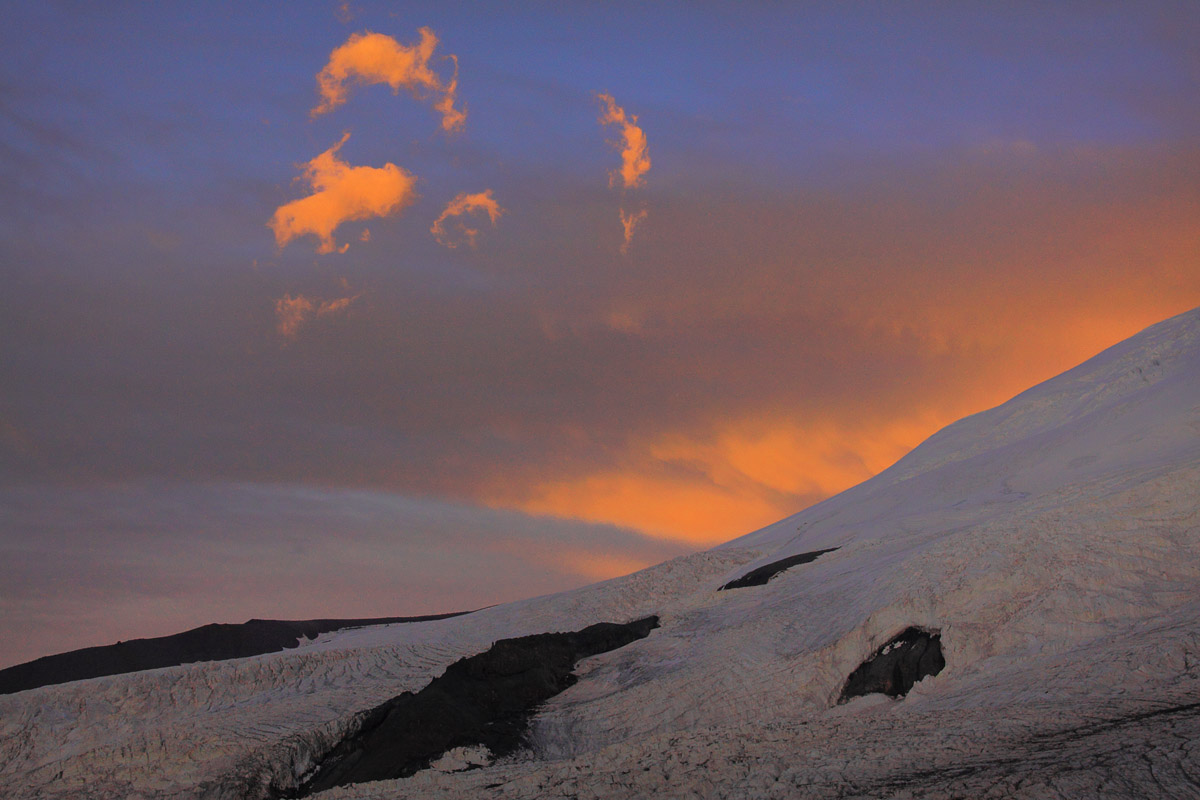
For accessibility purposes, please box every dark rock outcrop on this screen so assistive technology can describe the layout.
[0,612,470,695]
[719,547,839,590]
[838,627,944,703]
[289,616,660,796]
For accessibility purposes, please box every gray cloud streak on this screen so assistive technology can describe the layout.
[0,482,688,668]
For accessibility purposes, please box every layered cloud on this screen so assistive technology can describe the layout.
[274,292,359,339]
[598,93,650,189]
[8,142,1200,547]
[312,28,465,131]
[269,132,417,254]
[431,190,503,248]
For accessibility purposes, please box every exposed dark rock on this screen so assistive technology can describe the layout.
[0,612,470,695]
[288,616,660,797]
[838,627,944,703]
[719,547,839,590]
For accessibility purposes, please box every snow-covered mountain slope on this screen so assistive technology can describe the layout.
[3,308,1199,800]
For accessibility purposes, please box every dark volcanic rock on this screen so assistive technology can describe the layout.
[839,627,945,703]
[719,547,839,590]
[0,612,470,695]
[290,616,660,796]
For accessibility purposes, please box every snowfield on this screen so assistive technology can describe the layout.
[3,308,1199,799]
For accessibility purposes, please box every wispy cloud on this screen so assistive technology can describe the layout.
[274,292,359,339]
[431,54,465,133]
[619,207,647,255]
[599,94,650,253]
[431,189,503,248]
[312,28,465,131]
[597,93,650,189]
[269,132,417,254]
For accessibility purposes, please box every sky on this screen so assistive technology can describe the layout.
[2,1,1199,669]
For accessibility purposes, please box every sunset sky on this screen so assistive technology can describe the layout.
[3,2,1199,668]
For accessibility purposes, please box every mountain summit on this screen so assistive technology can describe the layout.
[3,308,1198,799]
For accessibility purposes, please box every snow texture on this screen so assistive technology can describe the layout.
[3,307,1200,799]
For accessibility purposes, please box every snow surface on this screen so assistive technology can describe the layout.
[3,308,1200,799]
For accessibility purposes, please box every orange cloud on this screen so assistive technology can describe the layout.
[274,292,360,339]
[480,280,1200,546]
[312,28,465,131]
[431,190,503,248]
[485,414,937,544]
[501,471,785,546]
[269,132,417,254]
[619,207,647,254]
[597,93,650,189]
[469,148,1200,544]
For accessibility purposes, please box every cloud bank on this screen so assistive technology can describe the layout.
[431,190,503,248]
[9,141,1200,545]
[269,132,417,254]
[313,28,465,131]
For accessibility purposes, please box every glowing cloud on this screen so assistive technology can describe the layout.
[269,132,417,254]
[312,28,465,131]
[274,292,359,339]
[487,414,941,544]
[619,208,647,254]
[597,93,650,189]
[431,190,503,248]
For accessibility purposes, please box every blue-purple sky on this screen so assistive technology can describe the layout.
[3,1,1199,668]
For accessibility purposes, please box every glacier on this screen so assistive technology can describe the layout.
[2,307,1199,799]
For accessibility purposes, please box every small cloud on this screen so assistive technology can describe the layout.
[619,207,647,255]
[360,228,371,242]
[335,1,354,23]
[312,28,465,131]
[431,190,503,248]
[432,54,466,133]
[597,93,650,189]
[269,132,417,255]
[316,295,356,315]
[274,292,360,339]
